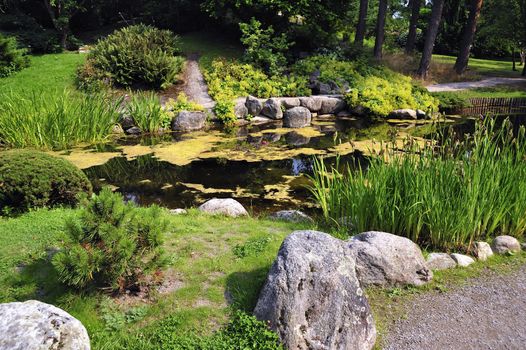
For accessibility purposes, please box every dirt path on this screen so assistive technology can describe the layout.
[182,54,215,109]
[383,264,526,350]
[426,77,526,92]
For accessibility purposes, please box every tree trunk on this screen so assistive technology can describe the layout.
[354,0,369,49]
[405,0,422,54]
[454,0,483,75]
[513,49,517,71]
[417,0,445,79]
[374,0,388,60]
[520,48,525,66]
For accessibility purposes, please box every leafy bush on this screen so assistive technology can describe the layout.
[0,14,62,53]
[431,92,471,111]
[0,33,29,77]
[239,18,292,76]
[165,93,205,114]
[0,150,92,214]
[77,25,185,90]
[233,237,272,258]
[53,188,167,292]
[0,90,121,150]
[126,92,171,134]
[213,95,237,126]
[204,59,310,100]
[309,119,526,250]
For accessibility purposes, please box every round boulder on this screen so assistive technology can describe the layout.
[246,95,263,116]
[171,111,207,132]
[234,101,248,119]
[450,253,475,267]
[269,210,313,223]
[388,109,418,120]
[426,253,457,270]
[284,107,312,128]
[492,235,521,254]
[198,198,248,217]
[254,230,377,350]
[319,97,346,115]
[347,231,432,286]
[280,98,301,109]
[261,98,283,120]
[0,300,90,350]
[474,241,493,261]
[299,97,323,112]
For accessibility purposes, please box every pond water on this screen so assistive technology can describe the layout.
[53,116,486,213]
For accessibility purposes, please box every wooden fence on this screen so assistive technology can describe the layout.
[458,97,526,116]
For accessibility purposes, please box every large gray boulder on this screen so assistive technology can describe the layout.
[284,107,312,128]
[171,111,206,131]
[474,241,493,261]
[426,253,457,270]
[280,97,301,109]
[492,235,521,254]
[0,300,90,350]
[261,98,283,120]
[234,101,248,119]
[254,230,377,350]
[450,253,475,267]
[347,231,432,286]
[319,97,346,115]
[299,97,323,112]
[388,109,418,120]
[246,96,263,116]
[198,198,248,217]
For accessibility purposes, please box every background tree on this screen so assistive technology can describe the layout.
[43,0,85,49]
[454,0,483,74]
[417,0,445,78]
[374,0,388,59]
[354,0,369,49]
[405,0,422,53]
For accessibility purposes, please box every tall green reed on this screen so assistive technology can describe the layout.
[0,90,121,150]
[309,118,526,251]
[125,92,171,134]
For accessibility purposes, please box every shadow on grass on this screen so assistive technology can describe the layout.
[225,266,271,313]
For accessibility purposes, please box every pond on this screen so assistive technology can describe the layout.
[52,115,485,213]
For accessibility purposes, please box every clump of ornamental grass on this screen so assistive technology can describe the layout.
[309,118,526,251]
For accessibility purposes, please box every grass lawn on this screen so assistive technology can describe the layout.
[0,207,309,349]
[454,83,526,99]
[179,31,243,69]
[433,54,524,79]
[0,52,85,95]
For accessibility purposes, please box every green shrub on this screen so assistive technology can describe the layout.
[77,25,185,90]
[0,150,92,213]
[0,14,62,54]
[431,92,471,111]
[0,33,29,77]
[126,92,171,134]
[239,18,292,76]
[0,90,121,150]
[165,93,205,114]
[213,94,237,126]
[52,188,167,292]
[309,119,526,251]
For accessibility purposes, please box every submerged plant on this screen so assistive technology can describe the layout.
[309,118,526,251]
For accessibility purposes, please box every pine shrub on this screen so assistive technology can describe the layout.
[53,188,168,292]
[77,24,185,90]
[0,33,30,77]
[0,150,92,214]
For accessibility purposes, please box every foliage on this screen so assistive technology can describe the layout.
[0,13,62,53]
[213,95,237,126]
[77,25,185,90]
[204,59,310,100]
[233,236,272,258]
[0,150,92,214]
[431,92,471,110]
[52,188,167,291]
[165,93,205,114]
[239,18,292,75]
[0,90,121,150]
[0,33,29,77]
[309,119,526,250]
[126,92,171,134]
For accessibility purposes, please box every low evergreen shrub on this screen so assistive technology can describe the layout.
[0,33,29,77]
[0,150,92,214]
[77,25,185,90]
[53,188,168,292]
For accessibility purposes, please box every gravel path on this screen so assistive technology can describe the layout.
[426,77,526,92]
[383,264,526,350]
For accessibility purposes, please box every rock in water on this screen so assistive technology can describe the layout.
[492,235,521,254]
[348,231,432,286]
[450,253,475,267]
[474,242,493,261]
[261,98,283,120]
[198,198,248,217]
[254,230,377,350]
[299,97,323,112]
[388,109,418,120]
[269,210,313,223]
[426,253,457,270]
[171,111,206,132]
[319,97,346,115]
[0,300,90,350]
[284,107,312,128]
[246,96,263,116]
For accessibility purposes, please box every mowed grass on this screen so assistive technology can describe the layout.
[453,83,526,99]
[433,54,524,78]
[0,208,310,349]
[0,52,85,95]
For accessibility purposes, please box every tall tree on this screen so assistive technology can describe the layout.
[43,0,86,49]
[405,0,422,54]
[417,0,446,79]
[354,0,369,48]
[454,0,483,74]
[374,0,388,59]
